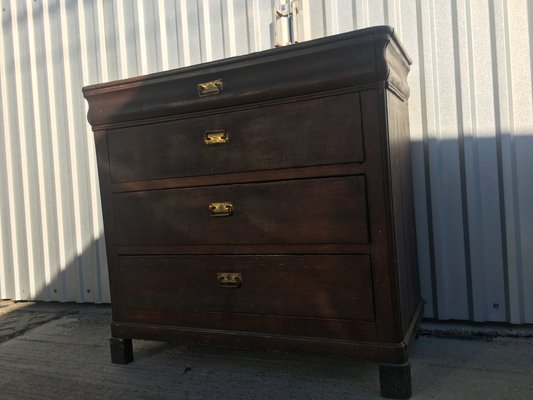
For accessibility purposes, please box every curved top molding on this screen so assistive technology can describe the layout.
[83,25,411,128]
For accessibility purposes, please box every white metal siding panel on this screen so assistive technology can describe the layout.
[293,0,533,324]
[290,0,533,323]
[299,0,533,324]
[0,0,531,323]
[505,0,533,323]
[0,0,109,303]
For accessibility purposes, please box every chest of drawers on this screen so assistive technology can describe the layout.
[83,25,422,399]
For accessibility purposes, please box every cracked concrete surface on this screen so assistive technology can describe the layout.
[0,301,78,344]
[0,301,532,399]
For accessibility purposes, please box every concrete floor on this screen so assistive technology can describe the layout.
[0,301,532,400]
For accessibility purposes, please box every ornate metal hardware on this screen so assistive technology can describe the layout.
[204,130,229,145]
[217,272,242,288]
[197,79,223,96]
[209,202,233,217]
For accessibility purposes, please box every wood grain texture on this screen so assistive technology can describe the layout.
[116,243,371,255]
[113,307,377,341]
[111,321,411,364]
[83,26,410,127]
[386,89,421,334]
[113,176,369,246]
[115,254,374,321]
[84,26,421,375]
[109,162,366,193]
[107,92,364,183]
[360,88,402,342]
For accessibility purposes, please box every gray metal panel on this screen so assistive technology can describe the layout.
[0,0,531,323]
[0,0,110,303]
[299,0,532,324]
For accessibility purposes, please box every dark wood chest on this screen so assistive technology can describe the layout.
[84,26,422,399]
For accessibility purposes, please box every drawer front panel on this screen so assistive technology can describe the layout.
[107,93,363,183]
[115,255,375,322]
[84,35,376,126]
[113,176,369,246]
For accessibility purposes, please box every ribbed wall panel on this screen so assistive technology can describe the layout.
[0,0,531,323]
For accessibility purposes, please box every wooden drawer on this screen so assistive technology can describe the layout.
[113,176,369,247]
[107,93,363,183]
[84,32,377,126]
[114,255,375,322]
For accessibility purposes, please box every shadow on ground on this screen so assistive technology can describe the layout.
[0,302,532,399]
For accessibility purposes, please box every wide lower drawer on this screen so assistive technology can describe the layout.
[107,92,363,183]
[113,255,375,323]
[113,176,369,246]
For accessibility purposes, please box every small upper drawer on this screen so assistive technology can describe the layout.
[83,28,389,126]
[107,92,363,183]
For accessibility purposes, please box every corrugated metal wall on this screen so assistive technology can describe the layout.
[0,0,532,323]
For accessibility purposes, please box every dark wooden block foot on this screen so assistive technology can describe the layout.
[110,337,133,364]
[379,362,412,399]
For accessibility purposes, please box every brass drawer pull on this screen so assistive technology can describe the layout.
[197,79,223,96]
[209,202,233,217]
[217,272,241,288]
[204,130,229,145]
